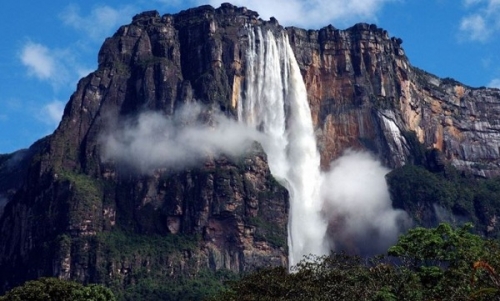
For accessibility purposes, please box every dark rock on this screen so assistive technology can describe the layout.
[1,2,500,296]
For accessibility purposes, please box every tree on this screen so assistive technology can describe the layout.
[388,223,491,300]
[0,277,115,301]
[211,223,500,301]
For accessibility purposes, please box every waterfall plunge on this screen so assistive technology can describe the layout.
[238,27,328,267]
[101,25,408,268]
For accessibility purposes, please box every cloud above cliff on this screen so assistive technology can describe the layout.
[20,42,56,81]
[490,78,500,88]
[41,100,65,126]
[203,0,395,28]
[19,41,89,90]
[101,103,264,173]
[459,0,500,42]
[320,150,411,255]
[60,4,137,42]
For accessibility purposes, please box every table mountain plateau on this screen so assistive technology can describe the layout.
[1,3,500,298]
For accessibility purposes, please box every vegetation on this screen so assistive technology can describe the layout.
[7,223,500,300]
[246,216,287,249]
[386,163,500,236]
[211,223,500,301]
[96,230,200,257]
[59,170,103,226]
[0,277,115,301]
[116,268,236,301]
[89,230,238,301]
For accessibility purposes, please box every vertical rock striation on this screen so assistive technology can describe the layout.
[287,24,500,175]
[0,2,499,295]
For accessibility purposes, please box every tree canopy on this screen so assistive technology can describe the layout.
[0,277,115,301]
[211,223,500,301]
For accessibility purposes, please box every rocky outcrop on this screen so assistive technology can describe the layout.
[287,24,500,175]
[0,4,289,293]
[0,2,500,296]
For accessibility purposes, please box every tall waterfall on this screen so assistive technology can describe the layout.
[238,27,328,267]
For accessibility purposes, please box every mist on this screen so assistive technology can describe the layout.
[101,103,264,173]
[320,150,411,255]
[100,27,411,263]
[100,102,410,258]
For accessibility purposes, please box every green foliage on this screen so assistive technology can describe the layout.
[387,164,459,211]
[210,254,408,301]
[96,230,200,257]
[119,268,236,301]
[91,230,237,300]
[388,223,489,298]
[387,163,500,236]
[59,170,102,199]
[212,223,500,301]
[388,223,484,264]
[0,277,115,301]
[247,216,287,249]
[59,170,103,224]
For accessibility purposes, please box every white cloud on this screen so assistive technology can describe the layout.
[42,100,65,126]
[20,42,55,80]
[19,41,92,90]
[320,150,410,255]
[489,78,500,88]
[154,0,186,7]
[101,103,264,173]
[76,67,94,79]
[202,0,395,28]
[464,0,484,6]
[459,14,489,41]
[60,4,137,41]
[460,0,500,42]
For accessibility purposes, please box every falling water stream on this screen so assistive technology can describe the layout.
[238,27,328,267]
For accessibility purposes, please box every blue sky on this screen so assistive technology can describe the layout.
[1,0,499,154]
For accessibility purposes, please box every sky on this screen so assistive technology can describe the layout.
[1,0,499,154]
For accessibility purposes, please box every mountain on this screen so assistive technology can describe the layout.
[1,3,500,299]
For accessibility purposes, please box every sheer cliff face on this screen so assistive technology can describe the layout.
[0,5,290,289]
[287,24,500,175]
[1,2,500,291]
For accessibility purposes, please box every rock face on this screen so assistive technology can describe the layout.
[0,2,500,295]
[0,5,289,293]
[287,24,500,175]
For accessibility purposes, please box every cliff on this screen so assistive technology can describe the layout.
[287,24,500,176]
[0,5,290,295]
[0,3,500,298]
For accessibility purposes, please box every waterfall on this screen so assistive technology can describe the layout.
[238,27,328,267]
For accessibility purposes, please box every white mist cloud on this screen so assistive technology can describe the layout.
[464,0,484,5]
[101,103,264,173]
[19,41,87,90]
[202,0,395,28]
[154,0,187,8]
[320,150,410,255]
[489,78,500,88]
[41,100,65,126]
[459,14,489,41]
[20,42,55,80]
[460,0,500,42]
[60,4,137,41]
